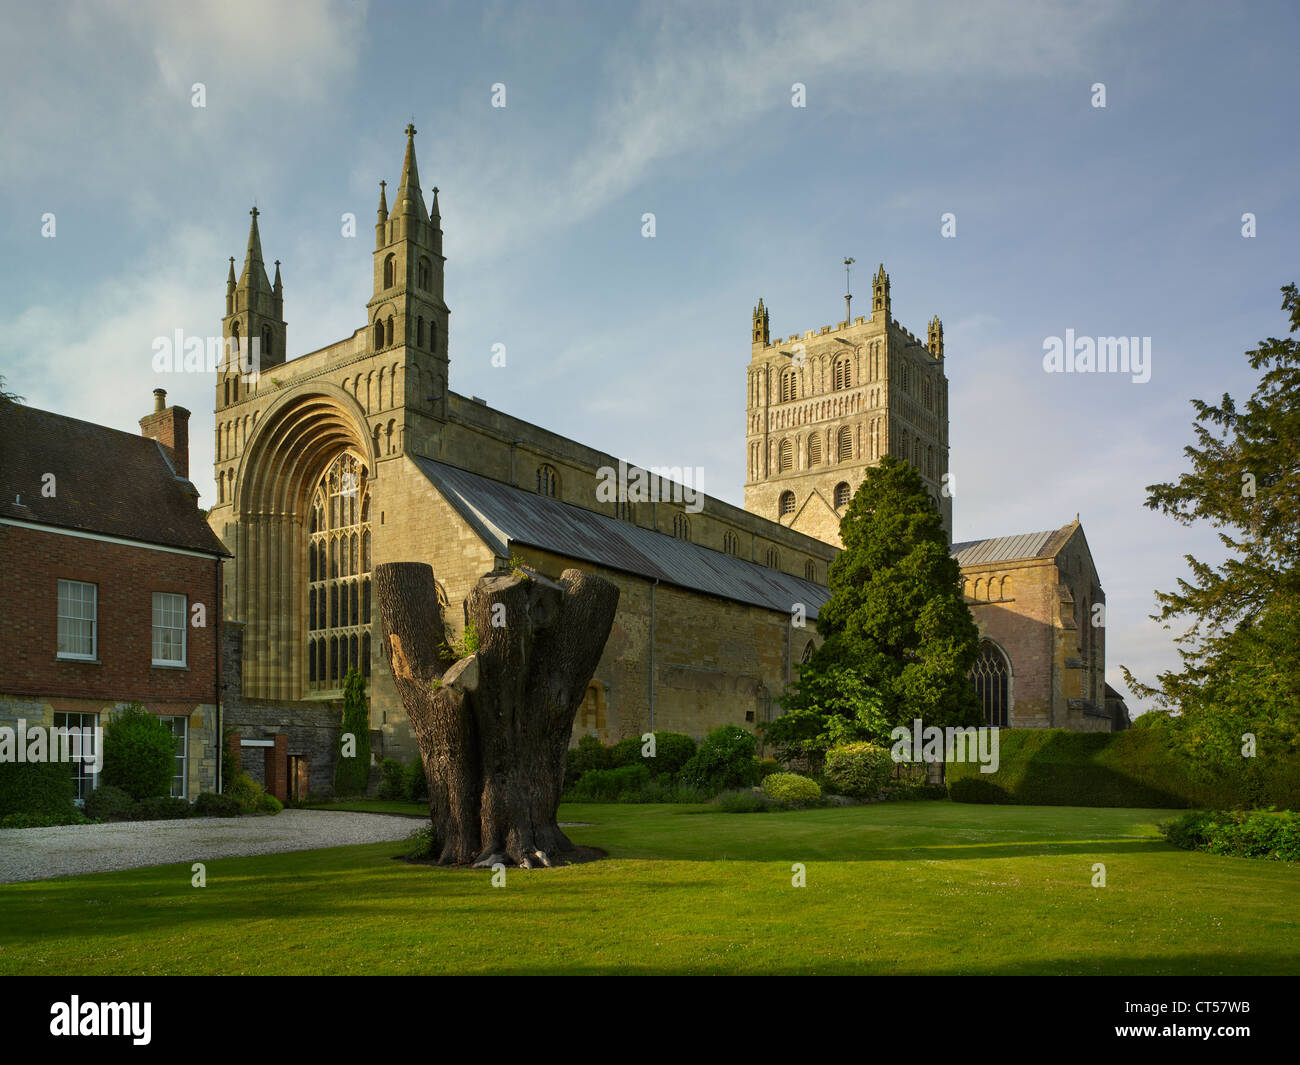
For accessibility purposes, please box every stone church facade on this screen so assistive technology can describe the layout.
[211,127,1124,797]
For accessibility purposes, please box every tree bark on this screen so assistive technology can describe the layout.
[375,561,619,867]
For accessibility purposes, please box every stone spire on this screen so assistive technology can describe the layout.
[241,207,272,291]
[394,124,429,222]
[377,180,388,223]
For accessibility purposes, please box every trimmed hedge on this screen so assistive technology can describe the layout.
[0,760,78,819]
[762,773,822,806]
[946,728,1300,809]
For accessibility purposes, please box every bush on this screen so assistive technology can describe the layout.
[646,732,697,778]
[946,727,1300,810]
[607,736,643,769]
[714,789,779,813]
[378,758,406,800]
[758,758,779,780]
[405,754,429,802]
[259,793,283,815]
[0,759,78,819]
[227,773,265,813]
[1161,809,1300,861]
[823,743,893,798]
[570,764,650,802]
[132,795,191,821]
[404,824,436,859]
[85,784,136,822]
[194,792,241,817]
[762,772,822,807]
[679,725,760,795]
[100,703,175,800]
[1,809,90,828]
[564,734,610,790]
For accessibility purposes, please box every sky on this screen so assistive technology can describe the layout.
[2,0,1297,714]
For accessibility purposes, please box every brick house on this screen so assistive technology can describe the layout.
[0,391,230,801]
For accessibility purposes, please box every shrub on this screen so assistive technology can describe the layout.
[648,732,698,778]
[378,758,406,800]
[758,758,779,780]
[762,772,822,807]
[100,703,174,800]
[132,795,191,821]
[607,736,642,769]
[259,793,283,815]
[404,824,436,859]
[570,764,650,802]
[194,792,241,817]
[0,759,78,819]
[679,725,760,795]
[405,754,429,802]
[1,809,90,828]
[334,669,370,797]
[85,784,137,822]
[565,734,610,789]
[227,773,265,813]
[714,789,778,813]
[1161,809,1300,861]
[823,742,893,798]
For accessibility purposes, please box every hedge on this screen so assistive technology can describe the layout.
[0,760,78,819]
[946,728,1300,809]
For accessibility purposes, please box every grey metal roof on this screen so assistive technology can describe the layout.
[412,457,829,619]
[949,528,1062,567]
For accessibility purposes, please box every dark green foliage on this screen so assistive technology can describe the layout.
[1,809,90,828]
[1161,809,1300,861]
[714,789,779,813]
[221,727,239,789]
[765,663,887,771]
[85,784,137,822]
[194,792,241,817]
[333,669,370,797]
[0,759,77,818]
[377,758,406,800]
[880,782,949,802]
[403,824,436,859]
[564,734,611,789]
[227,773,266,813]
[758,758,779,779]
[100,704,174,800]
[647,732,697,777]
[946,728,1300,809]
[607,736,642,768]
[571,764,651,801]
[405,754,429,802]
[132,795,192,821]
[259,793,283,815]
[679,725,759,795]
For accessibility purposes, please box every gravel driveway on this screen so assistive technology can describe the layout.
[0,810,420,884]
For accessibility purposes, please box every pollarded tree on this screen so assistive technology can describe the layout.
[376,560,619,868]
[812,455,981,732]
[1122,283,1300,794]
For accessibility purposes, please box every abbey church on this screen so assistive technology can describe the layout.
[210,127,1127,798]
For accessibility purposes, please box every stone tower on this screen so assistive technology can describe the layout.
[743,264,951,545]
[218,208,287,413]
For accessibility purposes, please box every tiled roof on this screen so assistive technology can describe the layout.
[412,457,829,618]
[949,527,1068,567]
[0,404,229,556]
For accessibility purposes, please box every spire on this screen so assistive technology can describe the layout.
[377,180,388,224]
[752,297,770,346]
[430,185,440,222]
[928,315,944,358]
[394,124,429,222]
[241,207,271,291]
[273,260,283,317]
[226,257,236,288]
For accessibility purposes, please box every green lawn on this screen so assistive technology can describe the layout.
[1,802,1296,975]
[302,798,428,816]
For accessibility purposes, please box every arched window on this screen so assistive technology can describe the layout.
[374,320,384,350]
[386,315,394,347]
[384,254,395,289]
[971,640,1011,728]
[536,464,558,497]
[808,434,823,466]
[779,438,794,472]
[261,325,272,363]
[417,316,425,348]
[224,379,230,407]
[231,322,240,356]
[780,371,796,403]
[723,531,739,555]
[1001,576,1012,600]
[804,560,817,582]
[765,547,780,569]
[834,482,851,508]
[779,490,796,516]
[417,257,431,289]
[837,426,852,462]
[307,453,371,691]
[833,358,851,390]
[673,514,690,540]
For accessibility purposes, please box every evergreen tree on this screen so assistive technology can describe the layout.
[333,668,371,797]
[793,456,981,738]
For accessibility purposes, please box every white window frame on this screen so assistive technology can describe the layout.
[53,711,99,803]
[152,592,187,667]
[57,579,97,660]
[164,716,189,799]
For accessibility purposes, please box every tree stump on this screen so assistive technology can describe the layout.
[375,561,619,867]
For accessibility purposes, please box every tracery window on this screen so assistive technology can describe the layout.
[308,453,371,690]
[971,640,1011,728]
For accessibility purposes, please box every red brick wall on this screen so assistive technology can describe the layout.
[0,523,221,704]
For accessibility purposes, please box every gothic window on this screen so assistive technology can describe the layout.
[779,438,793,472]
[723,531,739,555]
[808,434,822,466]
[307,453,371,691]
[804,560,817,582]
[765,547,780,569]
[801,640,815,664]
[834,482,851,508]
[673,514,690,540]
[536,464,558,497]
[779,490,796,516]
[837,426,852,462]
[384,254,395,289]
[971,640,1011,728]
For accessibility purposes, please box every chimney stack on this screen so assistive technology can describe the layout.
[140,389,191,479]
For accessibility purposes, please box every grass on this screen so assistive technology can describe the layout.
[301,798,428,817]
[1,802,1296,975]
